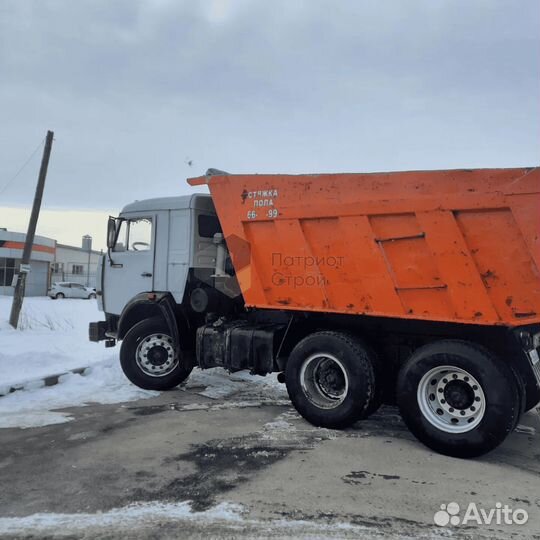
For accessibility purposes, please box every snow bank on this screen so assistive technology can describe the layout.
[0,297,111,390]
[0,297,288,429]
[0,356,158,428]
[0,297,157,428]
[0,501,245,534]
[0,501,382,538]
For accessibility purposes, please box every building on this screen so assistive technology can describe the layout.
[52,240,102,287]
[0,229,103,296]
[0,229,55,296]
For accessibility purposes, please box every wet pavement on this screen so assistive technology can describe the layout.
[0,372,539,539]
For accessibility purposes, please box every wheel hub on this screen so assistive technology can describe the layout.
[417,366,486,433]
[147,345,169,366]
[318,362,346,398]
[136,334,178,377]
[443,379,475,410]
[300,354,349,409]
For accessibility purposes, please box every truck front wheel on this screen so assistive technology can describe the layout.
[285,331,376,429]
[120,317,193,391]
[397,340,520,458]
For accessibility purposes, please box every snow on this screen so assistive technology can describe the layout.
[0,297,111,390]
[0,297,157,428]
[0,297,288,429]
[0,358,158,428]
[0,500,390,538]
[186,367,287,402]
[0,501,245,534]
[0,499,441,538]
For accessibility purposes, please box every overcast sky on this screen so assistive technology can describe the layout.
[0,0,539,248]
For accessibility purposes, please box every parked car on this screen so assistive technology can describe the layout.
[49,282,96,299]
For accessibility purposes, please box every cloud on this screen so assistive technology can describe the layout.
[0,0,538,214]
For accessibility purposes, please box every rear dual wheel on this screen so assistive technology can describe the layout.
[287,334,521,458]
[285,331,383,429]
[397,340,521,458]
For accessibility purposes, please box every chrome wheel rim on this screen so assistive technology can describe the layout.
[417,365,486,433]
[136,333,178,377]
[300,353,349,409]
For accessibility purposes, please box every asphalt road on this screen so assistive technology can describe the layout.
[1,374,539,539]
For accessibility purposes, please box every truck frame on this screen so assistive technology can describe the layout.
[90,167,540,458]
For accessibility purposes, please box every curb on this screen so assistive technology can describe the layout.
[0,366,91,397]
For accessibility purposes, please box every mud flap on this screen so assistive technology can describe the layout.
[158,295,181,351]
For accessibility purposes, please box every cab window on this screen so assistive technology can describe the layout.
[198,214,221,239]
[113,220,128,252]
[113,218,152,252]
[127,218,152,251]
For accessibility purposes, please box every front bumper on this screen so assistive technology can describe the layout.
[89,314,118,343]
[89,321,108,342]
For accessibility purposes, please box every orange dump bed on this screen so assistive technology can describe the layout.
[189,168,540,327]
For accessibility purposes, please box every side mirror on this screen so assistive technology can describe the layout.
[107,217,117,249]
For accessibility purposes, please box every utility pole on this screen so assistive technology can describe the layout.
[9,130,54,329]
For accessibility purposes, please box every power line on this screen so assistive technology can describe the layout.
[0,137,46,198]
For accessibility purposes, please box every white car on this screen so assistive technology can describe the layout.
[49,282,97,300]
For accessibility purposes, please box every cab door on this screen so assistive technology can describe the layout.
[103,214,155,315]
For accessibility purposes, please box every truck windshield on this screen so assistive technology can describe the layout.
[127,218,152,251]
[112,217,152,252]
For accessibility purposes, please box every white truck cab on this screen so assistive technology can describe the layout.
[100,194,221,316]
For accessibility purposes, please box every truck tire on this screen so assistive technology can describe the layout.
[524,386,540,413]
[285,331,376,429]
[526,397,540,413]
[397,340,520,458]
[509,365,526,429]
[365,346,385,417]
[120,317,193,391]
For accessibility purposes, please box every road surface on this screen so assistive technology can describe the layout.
[1,373,539,539]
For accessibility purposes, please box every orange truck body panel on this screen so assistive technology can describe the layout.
[188,168,540,328]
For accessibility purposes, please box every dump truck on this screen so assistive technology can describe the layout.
[89,167,540,458]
